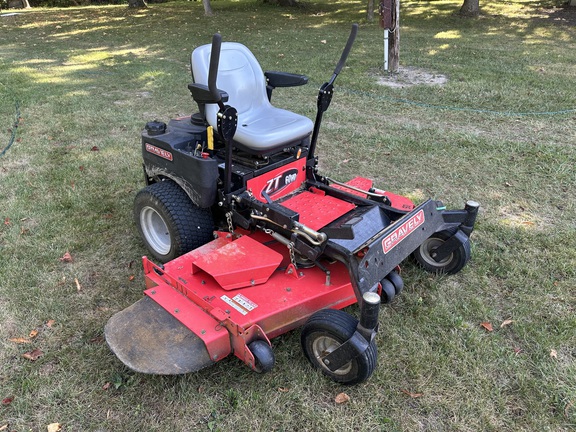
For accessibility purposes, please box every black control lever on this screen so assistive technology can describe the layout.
[331,23,358,84]
[208,33,225,111]
[309,24,358,161]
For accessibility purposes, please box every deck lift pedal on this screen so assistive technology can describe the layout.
[105,25,479,384]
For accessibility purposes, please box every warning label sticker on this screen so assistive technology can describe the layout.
[221,294,258,315]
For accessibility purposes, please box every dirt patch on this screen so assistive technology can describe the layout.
[376,66,448,88]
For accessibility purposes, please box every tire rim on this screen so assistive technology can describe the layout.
[312,335,353,375]
[420,237,452,267]
[140,206,171,255]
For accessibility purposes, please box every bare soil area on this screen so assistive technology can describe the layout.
[376,66,448,88]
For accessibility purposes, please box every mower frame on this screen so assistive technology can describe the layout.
[105,25,479,385]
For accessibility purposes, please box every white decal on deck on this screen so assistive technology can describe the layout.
[221,294,258,315]
[232,294,257,311]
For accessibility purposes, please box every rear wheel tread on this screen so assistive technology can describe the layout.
[134,180,214,262]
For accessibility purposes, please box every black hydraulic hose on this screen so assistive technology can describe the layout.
[1,101,20,159]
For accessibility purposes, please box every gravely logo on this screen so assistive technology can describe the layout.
[145,143,173,161]
[261,168,299,197]
[382,209,425,254]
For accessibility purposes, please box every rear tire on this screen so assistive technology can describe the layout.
[134,180,214,263]
[301,309,377,385]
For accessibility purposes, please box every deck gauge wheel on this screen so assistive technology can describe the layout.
[248,340,275,373]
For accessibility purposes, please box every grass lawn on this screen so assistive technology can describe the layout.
[1,0,575,430]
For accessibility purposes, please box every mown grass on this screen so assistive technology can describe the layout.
[1,0,575,431]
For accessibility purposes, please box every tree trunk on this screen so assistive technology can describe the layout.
[459,0,479,17]
[128,0,147,8]
[389,0,399,73]
[202,0,213,16]
[367,0,374,22]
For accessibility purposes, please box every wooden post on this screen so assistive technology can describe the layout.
[389,0,400,73]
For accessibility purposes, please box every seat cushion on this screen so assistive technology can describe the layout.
[191,42,313,153]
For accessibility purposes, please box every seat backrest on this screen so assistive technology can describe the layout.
[191,42,271,128]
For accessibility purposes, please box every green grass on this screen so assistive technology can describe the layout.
[1,0,575,430]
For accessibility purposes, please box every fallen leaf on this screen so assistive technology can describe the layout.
[550,349,557,359]
[59,252,73,263]
[90,146,100,152]
[401,389,423,398]
[22,348,43,361]
[29,329,39,339]
[335,392,350,404]
[9,337,31,344]
[47,423,62,432]
[480,322,493,332]
[75,278,82,292]
[1,396,13,405]
[3,217,10,226]
[565,400,574,418]
[102,382,111,390]
[128,275,135,282]
[46,319,56,328]
[500,319,514,328]
[277,387,289,393]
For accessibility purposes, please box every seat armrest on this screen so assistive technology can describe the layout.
[188,83,229,104]
[264,71,308,88]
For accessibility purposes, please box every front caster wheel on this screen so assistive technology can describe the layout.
[301,309,377,385]
[413,229,471,274]
[248,340,275,373]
